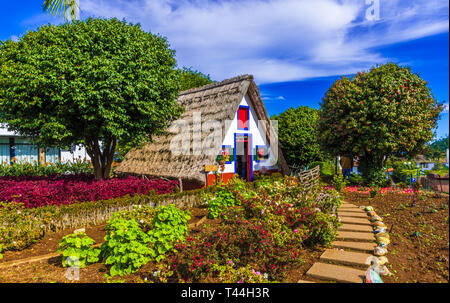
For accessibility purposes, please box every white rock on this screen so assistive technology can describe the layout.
[73,228,85,234]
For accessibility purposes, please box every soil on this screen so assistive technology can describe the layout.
[0,205,327,283]
[343,191,449,283]
[6,191,446,283]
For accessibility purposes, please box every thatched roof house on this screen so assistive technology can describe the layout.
[116,74,290,189]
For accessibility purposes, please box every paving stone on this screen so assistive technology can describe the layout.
[338,224,373,233]
[320,249,373,268]
[339,217,372,226]
[338,212,368,218]
[297,280,315,283]
[340,205,360,210]
[336,231,375,242]
[306,262,366,283]
[337,208,366,213]
[331,241,377,253]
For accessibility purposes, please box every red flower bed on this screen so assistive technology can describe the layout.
[0,174,179,208]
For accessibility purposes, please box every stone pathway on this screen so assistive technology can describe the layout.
[301,201,377,283]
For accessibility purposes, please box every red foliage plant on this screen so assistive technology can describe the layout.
[0,174,178,208]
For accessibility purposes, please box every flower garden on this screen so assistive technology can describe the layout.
[0,174,178,208]
[0,164,448,283]
[0,174,343,283]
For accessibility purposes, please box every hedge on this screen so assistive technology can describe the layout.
[0,186,218,251]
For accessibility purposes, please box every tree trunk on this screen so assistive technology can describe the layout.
[85,136,117,180]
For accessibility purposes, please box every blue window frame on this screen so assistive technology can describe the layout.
[233,133,253,182]
[255,145,269,162]
[221,145,233,164]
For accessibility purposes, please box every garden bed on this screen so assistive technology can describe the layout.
[0,205,326,283]
[0,177,341,283]
[343,191,449,283]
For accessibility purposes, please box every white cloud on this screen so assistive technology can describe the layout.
[52,0,448,83]
[261,94,286,102]
[443,103,449,113]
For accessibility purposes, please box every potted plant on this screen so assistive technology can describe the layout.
[217,150,230,171]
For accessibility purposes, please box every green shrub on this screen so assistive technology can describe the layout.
[100,204,191,276]
[305,212,340,246]
[364,168,390,187]
[172,176,342,282]
[110,204,155,231]
[0,202,49,250]
[348,173,363,185]
[0,187,215,253]
[396,182,407,189]
[204,187,239,219]
[309,161,334,182]
[0,244,3,260]
[101,218,153,277]
[57,233,101,268]
[0,159,92,177]
[369,188,379,198]
[148,204,190,262]
[331,173,347,192]
[212,263,267,283]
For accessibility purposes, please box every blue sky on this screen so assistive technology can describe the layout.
[1,0,448,140]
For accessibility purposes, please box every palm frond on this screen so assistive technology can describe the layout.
[43,0,79,21]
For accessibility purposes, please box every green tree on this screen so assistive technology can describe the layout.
[178,67,213,91]
[425,135,449,160]
[113,67,213,162]
[318,63,443,182]
[0,18,182,180]
[271,106,324,167]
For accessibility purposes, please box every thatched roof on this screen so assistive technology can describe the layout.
[115,74,290,185]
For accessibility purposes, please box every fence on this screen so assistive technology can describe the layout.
[291,165,321,189]
[419,174,449,193]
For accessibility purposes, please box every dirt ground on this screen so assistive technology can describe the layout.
[0,205,326,283]
[343,191,449,283]
[4,192,445,283]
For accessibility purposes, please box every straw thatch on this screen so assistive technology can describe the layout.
[115,74,290,186]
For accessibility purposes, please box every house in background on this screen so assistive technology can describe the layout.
[0,124,89,164]
[116,75,290,190]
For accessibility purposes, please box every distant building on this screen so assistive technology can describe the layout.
[0,124,89,164]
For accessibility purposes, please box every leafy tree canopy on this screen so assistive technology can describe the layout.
[271,106,324,168]
[113,67,214,162]
[318,63,443,179]
[0,18,182,179]
[430,135,449,153]
[178,67,213,91]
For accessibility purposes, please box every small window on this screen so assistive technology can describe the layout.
[237,106,249,130]
[255,145,269,162]
[216,145,233,164]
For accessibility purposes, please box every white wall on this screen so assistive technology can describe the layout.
[217,94,279,175]
[0,124,16,136]
[1,125,90,163]
[60,145,90,163]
